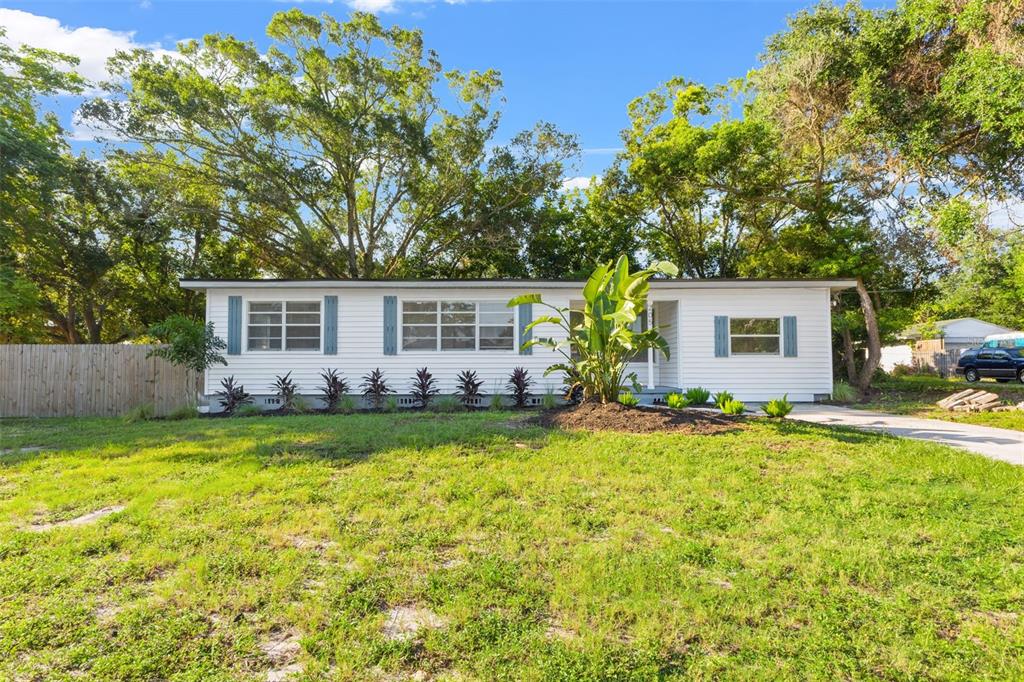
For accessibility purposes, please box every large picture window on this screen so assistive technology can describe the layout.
[402,301,515,351]
[729,317,780,355]
[247,301,321,351]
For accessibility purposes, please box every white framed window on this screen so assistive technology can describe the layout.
[247,301,321,351]
[729,317,780,355]
[401,300,515,351]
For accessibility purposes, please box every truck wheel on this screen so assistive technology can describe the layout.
[964,368,980,383]
[1018,368,1024,384]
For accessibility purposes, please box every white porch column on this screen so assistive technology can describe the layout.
[646,304,655,390]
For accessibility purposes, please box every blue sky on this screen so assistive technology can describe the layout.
[1,0,892,179]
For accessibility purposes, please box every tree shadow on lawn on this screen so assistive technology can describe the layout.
[153,413,563,469]
[756,416,901,445]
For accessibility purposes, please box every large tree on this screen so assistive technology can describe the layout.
[84,10,576,280]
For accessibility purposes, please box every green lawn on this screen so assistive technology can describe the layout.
[856,375,1024,431]
[1,411,1022,680]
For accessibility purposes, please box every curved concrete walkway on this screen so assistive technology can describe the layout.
[786,404,1024,466]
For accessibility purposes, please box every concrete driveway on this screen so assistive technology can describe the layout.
[786,404,1024,466]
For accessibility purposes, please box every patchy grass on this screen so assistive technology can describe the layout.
[1,411,1022,680]
[855,375,1024,431]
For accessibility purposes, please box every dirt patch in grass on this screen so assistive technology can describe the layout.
[535,402,741,435]
[28,505,125,532]
[381,605,447,642]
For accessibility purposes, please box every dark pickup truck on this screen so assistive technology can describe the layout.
[957,347,1024,383]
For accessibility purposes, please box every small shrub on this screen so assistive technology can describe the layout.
[216,376,252,415]
[291,395,312,414]
[383,395,399,413]
[431,395,462,413]
[665,392,689,409]
[360,368,393,410]
[122,403,155,423]
[338,395,357,414]
[410,367,440,408]
[720,399,746,415]
[683,387,711,405]
[319,369,349,412]
[617,391,640,407]
[455,370,484,407]
[490,393,505,410]
[541,389,559,409]
[507,367,532,408]
[273,371,300,412]
[891,363,938,378]
[166,403,198,420]
[147,315,227,373]
[762,394,793,418]
[832,381,857,402]
[235,404,263,418]
[713,390,734,409]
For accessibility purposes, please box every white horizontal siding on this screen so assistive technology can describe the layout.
[675,288,833,402]
[202,284,835,402]
[206,287,570,396]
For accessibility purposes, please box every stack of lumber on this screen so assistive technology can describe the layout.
[936,389,1022,412]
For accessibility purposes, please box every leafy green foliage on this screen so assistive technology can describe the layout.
[713,390,734,409]
[272,372,299,413]
[338,395,357,415]
[665,393,689,409]
[832,382,857,403]
[411,367,440,409]
[234,404,264,418]
[430,396,463,413]
[511,255,678,403]
[84,10,575,280]
[684,387,711,405]
[541,390,559,410]
[762,395,793,419]
[490,393,505,410]
[216,376,252,416]
[147,316,228,373]
[166,403,199,421]
[319,369,349,413]
[121,403,155,424]
[507,367,533,408]
[720,399,746,415]
[455,370,484,407]
[360,369,393,411]
[617,392,640,407]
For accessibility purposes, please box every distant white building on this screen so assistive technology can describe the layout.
[895,318,1018,376]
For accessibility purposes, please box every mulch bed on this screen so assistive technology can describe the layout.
[534,402,743,435]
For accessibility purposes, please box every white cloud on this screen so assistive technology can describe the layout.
[0,9,175,86]
[560,176,596,193]
[348,0,399,12]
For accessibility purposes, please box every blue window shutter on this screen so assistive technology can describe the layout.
[228,296,242,355]
[783,316,798,357]
[383,296,397,355]
[324,296,338,355]
[714,316,729,357]
[518,303,533,355]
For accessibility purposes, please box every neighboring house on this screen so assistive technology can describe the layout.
[179,278,856,409]
[900,317,1016,376]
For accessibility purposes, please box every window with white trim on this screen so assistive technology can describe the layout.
[247,301,321,351]
[401,301,515,351]
[729,317,780,354]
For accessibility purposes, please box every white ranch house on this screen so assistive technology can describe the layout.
[180,278,855,410]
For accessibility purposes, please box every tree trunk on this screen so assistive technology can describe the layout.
[840,325,858,384]
[345,182,359,279]
[854,277,881,394]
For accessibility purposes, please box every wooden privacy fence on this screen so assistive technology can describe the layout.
[0,345,200,418]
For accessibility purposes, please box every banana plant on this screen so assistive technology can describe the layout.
[508,255,678,403]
